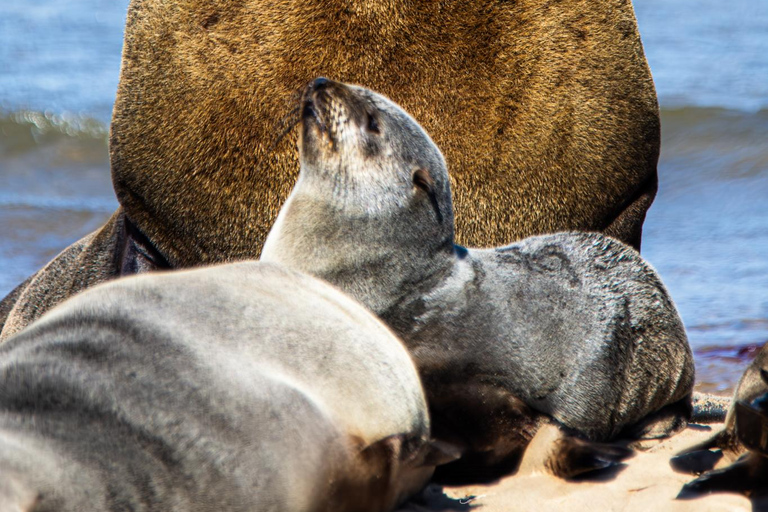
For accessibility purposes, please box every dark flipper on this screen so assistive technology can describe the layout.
[546,433,633,479]
[677,455,760,499]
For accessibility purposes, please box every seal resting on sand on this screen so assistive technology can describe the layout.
[0,262,445,512]
[673,347,768,503]
[0,0,660,340]
[262,79,693,483]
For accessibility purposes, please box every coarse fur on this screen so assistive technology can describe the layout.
[0,0,660,340]
[262,79,693,483]
[0,262,441,512]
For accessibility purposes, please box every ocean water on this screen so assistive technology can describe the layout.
[0,0,766,394]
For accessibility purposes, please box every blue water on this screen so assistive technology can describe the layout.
[0,0,766,393]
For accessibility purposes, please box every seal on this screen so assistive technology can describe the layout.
[262,78,694,483]
[0,262,448,511]
[0,0,660,340]
[672,347,768,502]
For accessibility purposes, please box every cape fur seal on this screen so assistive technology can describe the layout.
[672,346,768,502]
[0,0,659,340]
[0,262,445,511]
[262,79,693,483]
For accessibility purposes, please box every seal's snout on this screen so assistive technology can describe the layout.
[301,77,338,133]
[300,78,380,159]
[309,77,329,90]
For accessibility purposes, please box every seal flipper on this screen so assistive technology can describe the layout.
[546,435,633,479]
[677,454,757,499]
[670,428,738,474]
[517,421,633,480]
[119,216,171,275]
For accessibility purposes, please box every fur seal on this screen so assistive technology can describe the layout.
[0,261,447,511]
[262,78,693,483]
[672,346,768,502]
[0,0,659,340]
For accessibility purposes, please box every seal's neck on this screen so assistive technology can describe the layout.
[262,190,457,315]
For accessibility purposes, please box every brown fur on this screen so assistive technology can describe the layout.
[1,0,659,338]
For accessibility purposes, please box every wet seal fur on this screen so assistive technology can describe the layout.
[672,348,768,504]
[0,0,660,340]
[262,79,693,483]
[0,262,447,512]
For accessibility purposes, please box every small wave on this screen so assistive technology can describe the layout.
[660,105,768,128]
[0,109,108,157]
[0,109,107,138]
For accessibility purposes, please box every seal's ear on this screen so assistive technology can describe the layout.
[760,368,768,386]
[412,169,443,224]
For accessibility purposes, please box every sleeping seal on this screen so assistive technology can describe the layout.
[262,78,694,483]
[0,262,444,511]
[1,0,660,340]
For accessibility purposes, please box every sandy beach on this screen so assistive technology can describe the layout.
[399,422,750,511]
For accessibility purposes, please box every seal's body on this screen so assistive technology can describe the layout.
[1,0,659,340]
[0,262,436,512]
[262,79,693,482]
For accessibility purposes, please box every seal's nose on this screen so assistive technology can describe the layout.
[311,77,329,91]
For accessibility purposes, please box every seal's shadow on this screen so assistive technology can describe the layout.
[397,484,477,511]
[567,462,629,483]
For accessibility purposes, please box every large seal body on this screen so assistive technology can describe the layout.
[262,79,693,481]
[0,0,659,340]
[0,262,435,511]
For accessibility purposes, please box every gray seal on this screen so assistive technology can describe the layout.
[0,262,445,511]
[262,78,695,483]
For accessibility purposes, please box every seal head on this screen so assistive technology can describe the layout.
[265,77,455,312]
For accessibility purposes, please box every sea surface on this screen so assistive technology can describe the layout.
[1,0,766,394]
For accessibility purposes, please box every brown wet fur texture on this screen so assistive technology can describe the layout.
[1,0,659,338]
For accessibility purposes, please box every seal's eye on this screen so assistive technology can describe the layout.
[412,169,434,194]
[366,112,380,134]
[412,168,443,224]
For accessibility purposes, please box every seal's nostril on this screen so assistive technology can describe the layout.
[312,77,330,90]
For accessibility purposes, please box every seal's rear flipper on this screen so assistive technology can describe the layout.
[670,428,735,474]
[669,447,724,474]
[676,455,754,499]
[518,422,632,480]
[547,435,633,479]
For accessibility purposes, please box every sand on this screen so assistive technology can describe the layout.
[399,424,750,511]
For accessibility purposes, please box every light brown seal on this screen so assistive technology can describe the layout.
[262,78,691,483]
[0,0,660,340]
[0,262,447,511]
